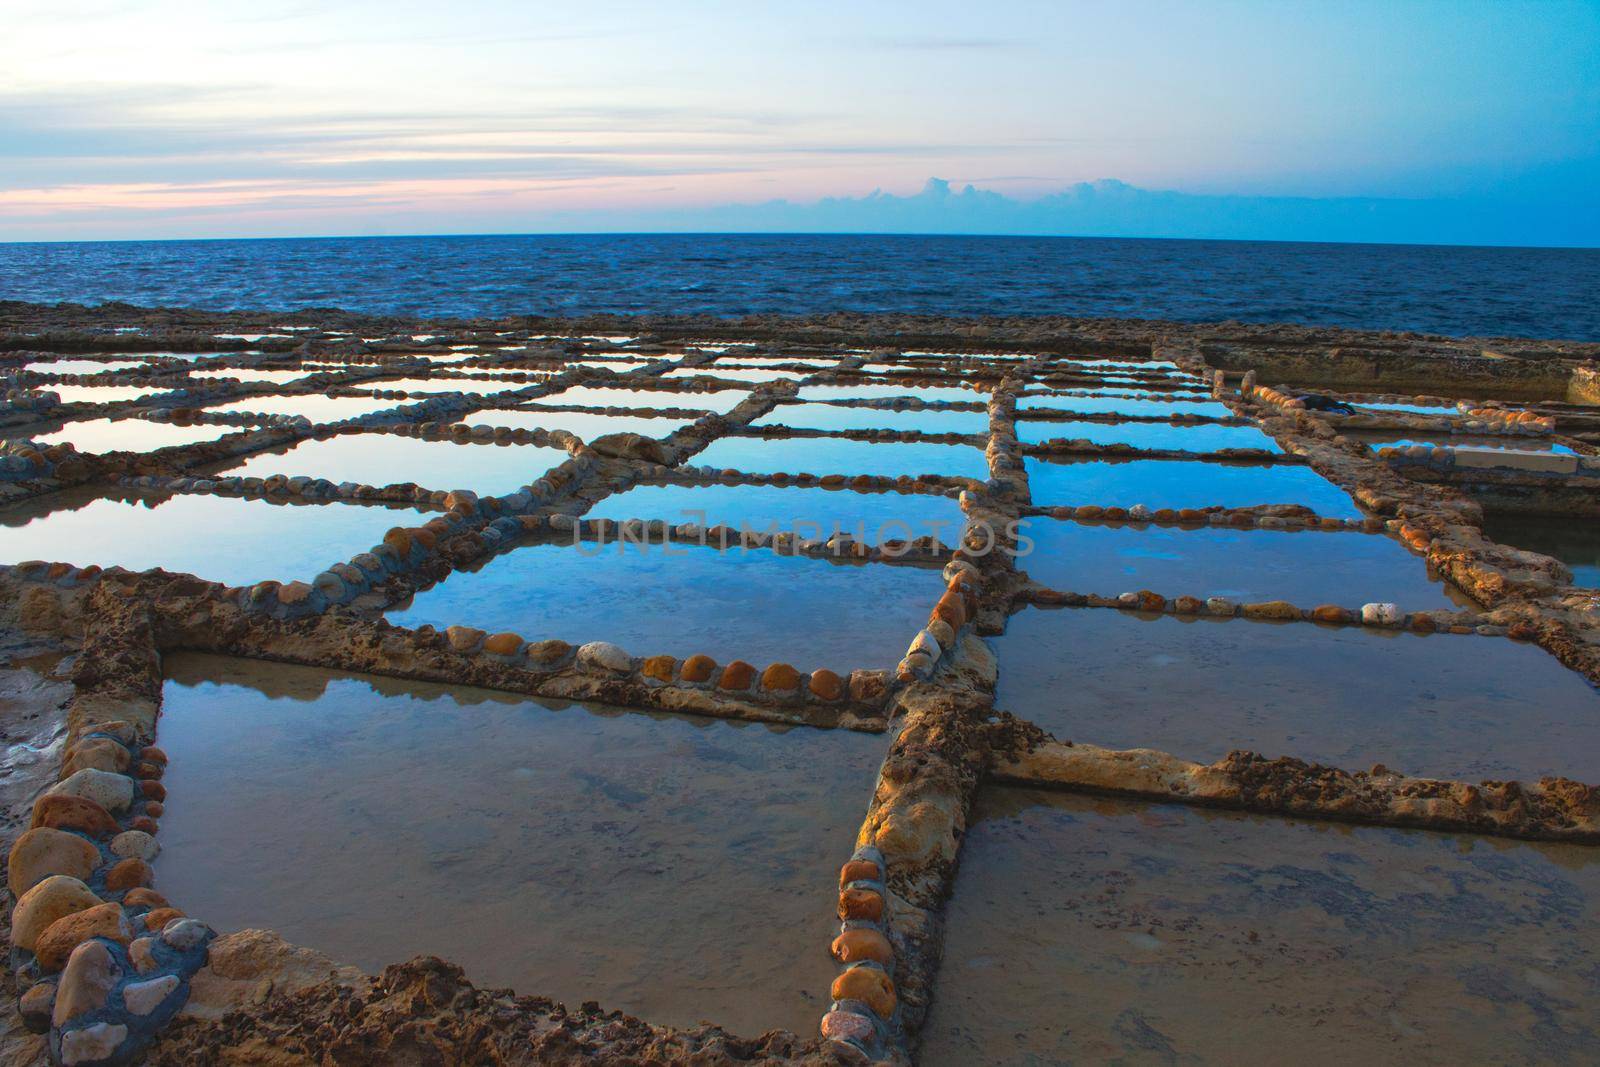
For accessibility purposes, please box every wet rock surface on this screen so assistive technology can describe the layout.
[148,956,845,1067]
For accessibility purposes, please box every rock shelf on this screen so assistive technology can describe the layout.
[2,304,1600,1064]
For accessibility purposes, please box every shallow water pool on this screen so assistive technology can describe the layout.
[387,539,943,671]
[695,436,990,480]
[993,605,1600,781]
[921,788,1600,1065]
[459,407,694,440]
[154,654,882,1036]
[1018,519,1471,608]
[203,393,406,421]
[586,481,965,542]
[1348,430,1577,455]
[1017,393,1234,420]
[0,487,426,584]
[1018,419,1279,452]
[541,384,750,413]
[1482,513,1600,587]
[21,418,237,453]
[752,403,989,435]
[215,434,570,496]
[1024,456,1363,517]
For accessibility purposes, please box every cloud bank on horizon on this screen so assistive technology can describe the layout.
[1,0,1597,246]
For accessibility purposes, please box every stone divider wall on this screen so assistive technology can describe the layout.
[989,735,1600,844]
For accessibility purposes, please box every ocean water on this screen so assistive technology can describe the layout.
[2,234,1597,339]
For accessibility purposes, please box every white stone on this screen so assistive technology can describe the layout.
[160,918,214,952]
[1361,602,1402,626]
[1205,596,1238,617]
[908,630,941,660]
[577,641,632,675]
[59,1022,129,1066]
[122,973,180,1016]
[46,768,136,812]
[111,830,160,862]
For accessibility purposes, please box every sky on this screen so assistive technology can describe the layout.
[2,0,1598,245]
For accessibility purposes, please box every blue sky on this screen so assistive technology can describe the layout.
[2,0,1597,244]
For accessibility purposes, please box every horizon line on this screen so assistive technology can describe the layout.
[2,230,1597,253]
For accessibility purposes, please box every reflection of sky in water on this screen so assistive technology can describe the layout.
[696,435,991,479]
[204,394,406,420]
[0,489,425,585]
[752,403,989,434]
[924,786,1600,1067]
[388,540,943,671]
[588,481,964,538]
[542,384,748,413]
[1020,519,1468,607]
[797,382,990,403]
[23,358,152,375]
[188,368,317,385]
[1024,456,1363,517]
[217,434,569,495]
[996,606,1600,780]
[1019,393,1234,419]
[1354,401,1463,415]
[24,418,235,452]
[1018,419,1279,451]
[1350,431,1575,455]
[35,384,167,404]
[663,366,802,382]
[460,408,692,440]
[156,652,878,1036]
[359,376,531,397]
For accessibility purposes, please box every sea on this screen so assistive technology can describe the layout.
[1,233,1597,341]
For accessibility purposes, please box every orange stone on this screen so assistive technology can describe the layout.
[838,859,882,886]
[808,669,844,701]
[30,795,119,838]
[34,903,132,971]
[122,888,170,911]
[482,632,524,656]
[681,654,717,683]
[1310,604,1350,624]
[831,927,894,966]
[760,663,801,692]
[142,802,164,819]
[142,907,185,932]
[139,747,168,765]
[838,887,884,922]
[931,591,965,629]
[105,858,154,892]
[641,655,676,683]
[130,817,159,835]
[140,781,166,802]
[718,660,756,691]
[830,966,896,1019]
[1075,505,1104,519]
[411,528,438,551]
[1102,507,1128,520]
[382,528,412,555]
